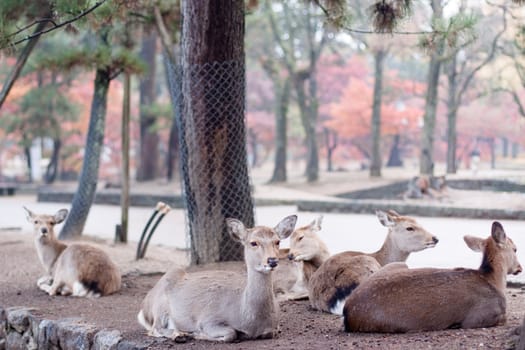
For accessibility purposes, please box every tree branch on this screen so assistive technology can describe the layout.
[1,0,107,49]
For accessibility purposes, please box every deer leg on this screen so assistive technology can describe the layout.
[37,275,52,288]
[47,279,65,296]
[195,323,237,342]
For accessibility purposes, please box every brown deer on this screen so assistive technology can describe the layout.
[308,210,438,314]
[24,207,121,297]
[137,215,297,342]
[343,221,522,333]
[273,215,330,300]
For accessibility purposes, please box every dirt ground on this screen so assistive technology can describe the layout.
[2,229,525,350]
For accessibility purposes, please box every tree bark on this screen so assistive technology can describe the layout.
[420,1,444,176]
[446,53,458,174]
[44,139,60,184]
[0,18,49,110]
[370,49,386,178]
[386,134,403,167]
[269,77,290,183]
[119,72,131,243]
[137,31,159,181]
[181,0,253,264]
[60,66,111,239]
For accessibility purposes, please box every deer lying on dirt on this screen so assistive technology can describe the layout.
[137,215,297,342]
[24,207,121,297]
[343,221,522,333]
[404,175,447,199]
[273,216,330,300]
[308,210,438,315]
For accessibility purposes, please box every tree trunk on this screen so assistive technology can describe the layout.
[370,49,386,178]
[248,128,258,167]
[269,77,290,183]
[512,142,519,158]
[324,128,338,172]
[502,137,509,157]
[420,0,444,176]
[24,145,32,182]
[60,66,111,239]
[295,74,319,182]
[44,139,60,184]
[181,0,253,264]
[137,31,159,181]
[446,53,458,174]
[490,137,496,169]
[0,18,49,110]
[119,72,131,243]
[163,52,180,182]
[386,134,403,167]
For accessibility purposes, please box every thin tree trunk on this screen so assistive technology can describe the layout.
[163,52,180,182]
[182,0,253,264]
[0,19,49,110]
[446,53,458,174]
[119,72,131,243]
[370,49,386,178]
[502,137,509,157]
[420,0,444,176]
[137,31,159,181]
[60,66,111,239]
[44,139,60,184]
[269,77,290,183]
[386,134,403,167]
[324,128,338,172]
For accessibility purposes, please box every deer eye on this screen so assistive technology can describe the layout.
[298,236,304,241]
[250,241,258,247]
[274,241,280,246]
[406,227,415,231]
[34,220,38,225]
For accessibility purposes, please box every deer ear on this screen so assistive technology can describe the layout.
[464,235,485,252]
[226,218,247,243]
[23,206,34,222]
[274,215,297,240]
[491,221,506,244]
[376,210,395,227]
[54,209,68,224]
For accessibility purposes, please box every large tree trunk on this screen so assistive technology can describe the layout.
[269,77,290,183]
[370,49,386,178]
[137,31,159,181]
[60,66,111,239]
[386,134,403,167]
[181,0,253,264]
[420,1,444,176]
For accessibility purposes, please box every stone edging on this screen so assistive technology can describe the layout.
[0,307,149,350]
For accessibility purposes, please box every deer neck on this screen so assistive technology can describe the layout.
[310,249,330,269]
[479,254,507,292]
[34,234,67,274]
[372,233,409,266]
[242,267,277,316]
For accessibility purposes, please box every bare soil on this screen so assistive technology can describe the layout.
[1,230,525,350]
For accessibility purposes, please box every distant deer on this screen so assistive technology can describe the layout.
[137,215,297,342]
[404,175,447,199]
[24,207,121,297]
[273,216,330,300]
[343,221,522,333]
[308,210,438,314]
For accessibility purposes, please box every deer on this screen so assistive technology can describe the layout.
[137,215,297,342]
[273,215,330,300]
[343,221,522,333]
[24,207,121,297]
[308,210,438,315]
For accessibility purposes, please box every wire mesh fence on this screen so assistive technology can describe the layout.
[166,57,255,264]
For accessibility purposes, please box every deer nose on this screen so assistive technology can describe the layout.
[432,236,439,244]
[40,227,48,235]
[287,253,294,261]
[267,257,278,268]
[514,265,523,275]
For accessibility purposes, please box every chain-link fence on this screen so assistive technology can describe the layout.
[166,58,255,264]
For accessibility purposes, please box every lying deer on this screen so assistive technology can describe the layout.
[343,221,522,333]
[308,210,438,314]
[24,207,121,297]
[137,215,297,342]
[273,216,330,300]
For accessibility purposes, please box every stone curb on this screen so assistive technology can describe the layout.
[0,307,152,350]
[297,199,525,220]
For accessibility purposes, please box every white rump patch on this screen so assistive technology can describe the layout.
[72,281,89,297]
[330,299,345,315]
